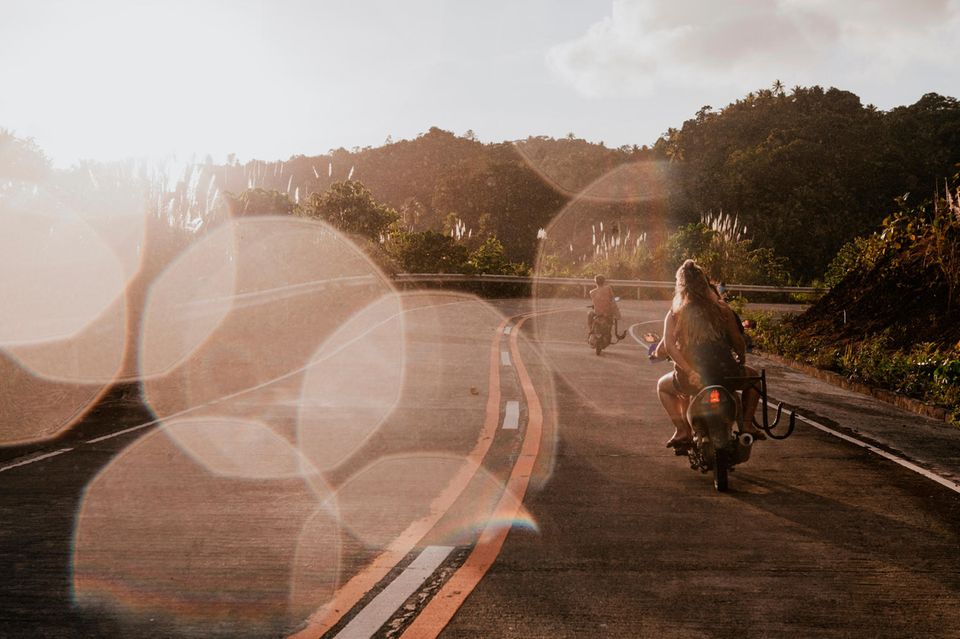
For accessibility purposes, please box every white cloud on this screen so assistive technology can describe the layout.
[546,0,960,99]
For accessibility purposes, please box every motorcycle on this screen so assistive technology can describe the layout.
[685,371,795,491]
[587,300,627,356]
[647,334,796,491]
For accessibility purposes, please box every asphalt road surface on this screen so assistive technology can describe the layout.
[1,295,958,638]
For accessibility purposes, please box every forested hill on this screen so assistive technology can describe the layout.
[4,85,960,283]
[203,86,960,282]
[655,88,960,281]
[208,129,649,271]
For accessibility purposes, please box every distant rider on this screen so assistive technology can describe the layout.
[587,274,621,334]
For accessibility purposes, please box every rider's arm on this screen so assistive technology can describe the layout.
[663,311,701,385]
[610,287,622,319]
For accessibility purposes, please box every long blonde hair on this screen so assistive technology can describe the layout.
[671,259,726,346]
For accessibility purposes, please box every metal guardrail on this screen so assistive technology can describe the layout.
[392,273,827,296]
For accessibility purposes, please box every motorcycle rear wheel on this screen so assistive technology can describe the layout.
[713,449,729,492]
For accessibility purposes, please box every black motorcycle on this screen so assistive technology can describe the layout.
[587,304,627,356]
[647,334,796,491]
[684,371,795,491]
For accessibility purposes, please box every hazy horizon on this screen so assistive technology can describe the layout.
[3,0,958,168]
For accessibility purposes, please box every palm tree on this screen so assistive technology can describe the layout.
[772,79,785,97]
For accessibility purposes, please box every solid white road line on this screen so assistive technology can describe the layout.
[332,545,455,639]
[500,350,511,366]
[11,298,474,468]
[86,421,159,444]
[790,411,960,495]
[628,320,662,345]
[502,401,520,430]
[0,448,74,473]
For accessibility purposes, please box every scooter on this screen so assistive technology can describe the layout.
[646,333,795,491]
[685,371,795,491]
[587,303,627,356]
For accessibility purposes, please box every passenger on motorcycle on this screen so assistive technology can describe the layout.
[656,260,762,449]
[587,275,621,332]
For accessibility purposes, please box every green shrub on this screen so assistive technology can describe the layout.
[747,313,960,424]
[934,358,960,387]
[823,234,886,288]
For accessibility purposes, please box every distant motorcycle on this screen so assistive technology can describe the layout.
[647,333,796,491]
[587,301,627,356]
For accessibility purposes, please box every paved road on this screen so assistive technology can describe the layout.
[1,296,958,638]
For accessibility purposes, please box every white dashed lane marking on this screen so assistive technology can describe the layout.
[332,545,455,639]
[502,401,520,430]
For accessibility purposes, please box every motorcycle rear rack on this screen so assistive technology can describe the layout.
[722,370,796,440]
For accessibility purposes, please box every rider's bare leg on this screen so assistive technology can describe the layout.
[657,372,692,444]
[739,365,764,437]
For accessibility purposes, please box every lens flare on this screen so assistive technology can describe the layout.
[141,216,397,425]
[0,352,107,444]
[532,160,675,416]
[0,182,129,386]
[138,221,237,379]
[296,293,404,471]
[513,141,674,204]
[334,454,537,549]
[162,416,317,480]
[0,179,138,443]
[534,160,675,279]
[0,186,127,346]
[72,426,339,637]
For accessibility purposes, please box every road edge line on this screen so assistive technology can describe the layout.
[789,410,960,495]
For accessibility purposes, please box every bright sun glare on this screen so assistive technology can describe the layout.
[9,2,278,166]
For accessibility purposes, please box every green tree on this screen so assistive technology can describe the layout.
[656,84,946,281]
[664,222,715,267]
[467,236,528,275]
[383,229,468,273]
[468,236,507,273]
[299,180,398,241]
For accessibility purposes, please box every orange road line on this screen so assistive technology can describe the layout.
[290,316,509,638]
[399,314,544,639]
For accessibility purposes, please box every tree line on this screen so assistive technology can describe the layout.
[210,86,960,283]
[4,84,959,284]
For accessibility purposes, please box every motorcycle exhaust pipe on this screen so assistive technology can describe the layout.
[737,432,755,447]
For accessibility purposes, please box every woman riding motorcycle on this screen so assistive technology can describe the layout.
[656,260,762,449]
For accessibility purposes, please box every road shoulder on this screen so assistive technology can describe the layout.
[751,351,960,489]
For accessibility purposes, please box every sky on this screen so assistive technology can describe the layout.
[2,0,959,167]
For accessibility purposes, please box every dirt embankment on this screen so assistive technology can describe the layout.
[792,250,960,352]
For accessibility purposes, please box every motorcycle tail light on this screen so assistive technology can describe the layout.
[688,385,739,432]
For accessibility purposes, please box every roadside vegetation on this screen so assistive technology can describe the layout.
[745,175,960,424]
